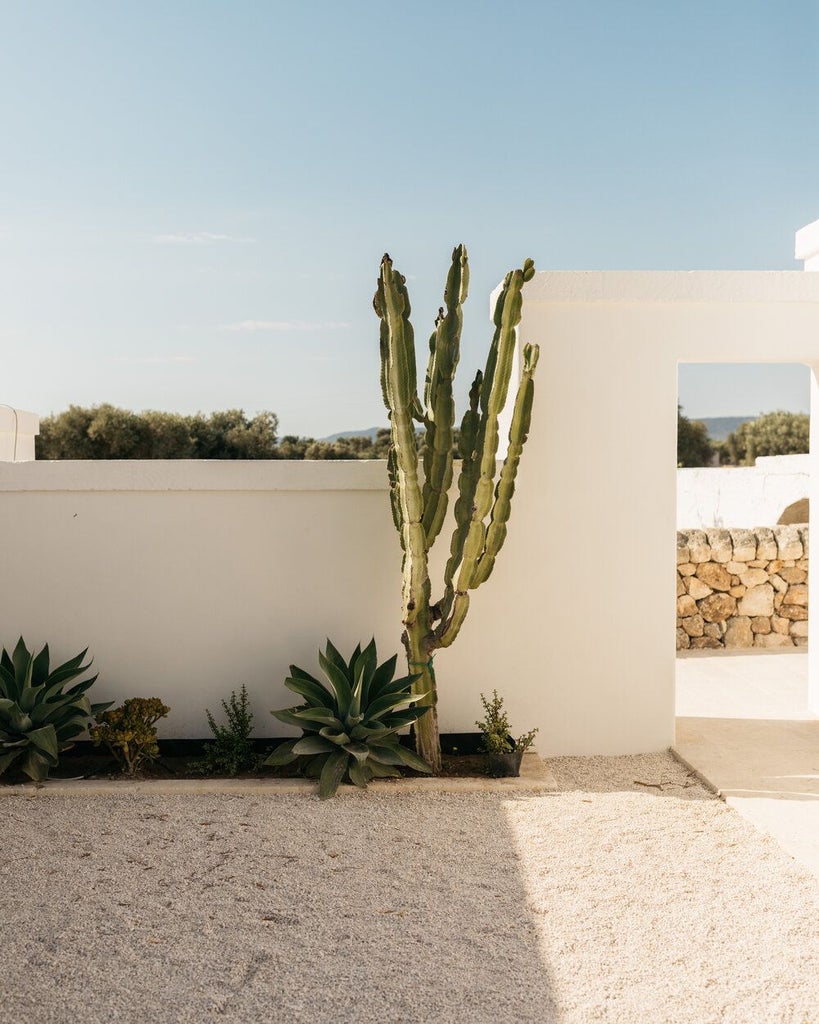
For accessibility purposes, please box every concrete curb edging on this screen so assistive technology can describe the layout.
[0,751,557,798]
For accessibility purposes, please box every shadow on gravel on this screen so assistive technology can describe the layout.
[2,791,561,1024]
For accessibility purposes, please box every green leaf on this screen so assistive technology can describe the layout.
[11,638,33,690]
[318,726,350,746]
[271,708,313,730]
[284,674,336,709]
[349,722,390,741]
[292,736,336,756]
[263,739,298,766]
[31,644,50,686]
[318,749,349,800]
[366,690,428,721]
[366,654,398,700]
[292,708,344,730]
[348,760,372,789]
[318,651,353,718]
[392,744,433,774]
[366,744,405,766]
[26,724,58,759]
[342,742,370,764]
[367,762,402,779]
[323,638,349,677]
[0,749,20,775]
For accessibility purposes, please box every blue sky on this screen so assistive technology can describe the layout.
[1,1,817,436]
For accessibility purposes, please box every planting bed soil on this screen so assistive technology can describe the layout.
[0,735,511,785]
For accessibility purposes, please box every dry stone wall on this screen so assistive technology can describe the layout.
[676,526,808,650]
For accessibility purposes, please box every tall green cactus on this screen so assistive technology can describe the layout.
[374,246,538,772]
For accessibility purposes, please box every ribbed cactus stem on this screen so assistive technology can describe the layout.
[375,247,538,771]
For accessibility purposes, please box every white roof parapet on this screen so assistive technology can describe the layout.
[0,406,40,462]
[795,218,819,270]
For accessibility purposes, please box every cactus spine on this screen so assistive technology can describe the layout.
[374,247,538,772]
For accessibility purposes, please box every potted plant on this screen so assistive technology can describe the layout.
[475,690,538,777]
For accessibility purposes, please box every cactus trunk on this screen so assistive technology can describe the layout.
[375,247,538,770]
[403,623,441,773]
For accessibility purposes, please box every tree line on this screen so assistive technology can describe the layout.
[35,405,405,460]
[677,408,809,468]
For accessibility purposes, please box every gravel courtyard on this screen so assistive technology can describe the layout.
[2,752,818,1024]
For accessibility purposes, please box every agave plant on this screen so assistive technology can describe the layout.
[265,639,432,799]
[0,638,112,782]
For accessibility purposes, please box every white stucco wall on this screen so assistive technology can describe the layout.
[514,272,819,737]
[0,460,543,745]
[677,455,809,529]
[0,407,38,461]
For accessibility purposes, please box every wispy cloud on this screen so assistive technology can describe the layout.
[152,232,254,245]
[220,320,351,332]
[113,355,198,365]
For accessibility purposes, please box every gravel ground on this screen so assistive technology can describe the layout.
[2,752,818,1024]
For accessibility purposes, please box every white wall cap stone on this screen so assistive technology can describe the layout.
[0,459,393,493]
[516,271,819,305]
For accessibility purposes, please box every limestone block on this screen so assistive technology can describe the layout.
[775,525,803,561]
[705,529,732,563]
[695,562,732,592]
[691,636,722,649]
[772,616,790,635]
[785,583,808,606]
[677,576,686,598]
[766,560,783,574]
[783,560,796,568]
[754,528,778,561]
[703,622,722,640]
[790,620,809,638]
[779,567,807,584]
[769,574,787,594]
[750,616,771,634]
[724,616,753,647]
[796,558,809,571]
[801,527,809,558]
[729,586,746,598]
[699,593,737,623]
[676,628,690,650]
[739,568,768,588]
[678,562,697,577]
[687,530,711,563]
[780,603,809,621]
[729,529,756,561]
[687,577,712,601]
[754,633,794,649]
[793,636,808,647]
[726,562,747,575]
[676,534,689,565]
[677,595,697,617]
[737,584,774,618]
[774,591,784,611]
[682,615,704,637]
[747,560,768,568]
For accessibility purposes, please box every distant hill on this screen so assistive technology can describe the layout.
[321,426,385,442]
[698,416,756,442]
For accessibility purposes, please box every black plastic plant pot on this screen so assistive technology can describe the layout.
[487,748,524,778]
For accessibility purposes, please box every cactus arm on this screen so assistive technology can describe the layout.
[436,368,482,629]
[421,245,469,548]
[436,259,535,649]
[471,343,539,587]
[374,254,429,637]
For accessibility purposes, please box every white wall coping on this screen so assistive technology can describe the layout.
[0,459,393,492]
[795,219,819,262]
[518,271,819,304]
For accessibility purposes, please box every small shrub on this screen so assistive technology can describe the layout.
[193,685,257,777]
[0,638,112,782]
[90,697,170,776]
[475,690,538,755]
